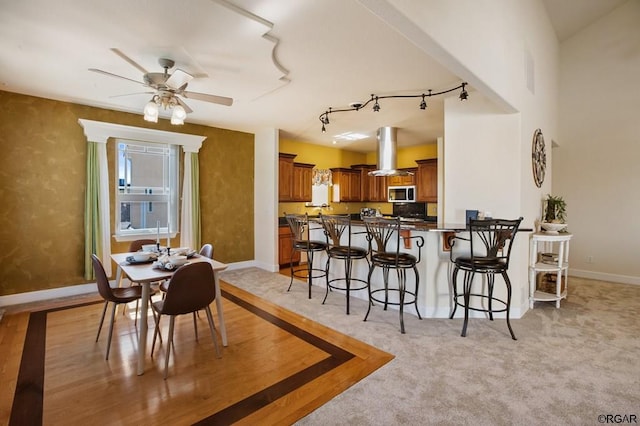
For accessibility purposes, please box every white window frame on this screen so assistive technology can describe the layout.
[114,139,179,241]
[78,119,206,245]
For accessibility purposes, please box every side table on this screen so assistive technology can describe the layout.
[529,232,573,308]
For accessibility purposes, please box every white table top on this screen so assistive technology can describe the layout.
[111,252,228,283]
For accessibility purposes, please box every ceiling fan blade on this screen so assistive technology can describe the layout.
[166,69,193,90]
[182,91,233,106]
[89,68,146,86]
[109,91,155,98]
[110,48,148,74]
[175,97,193,114]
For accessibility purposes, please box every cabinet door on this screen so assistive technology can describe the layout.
[278,226,300,266]
[348,170,361,201]
[416,159,437,202]
[292,164,313,201]
[278,154,295,201]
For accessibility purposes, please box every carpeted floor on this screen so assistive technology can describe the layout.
[221,268,640,425]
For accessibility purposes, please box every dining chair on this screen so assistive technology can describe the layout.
[123,239,159,316]
[151,261,222,379]
[92,254,150,360]
[159,243,213,339]
[448,217,523,340]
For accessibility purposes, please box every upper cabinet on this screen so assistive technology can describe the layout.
[415,159,437,202]
[351,164,387,202]
[331,168,361,202]
[387,168,417,187]
[278,153,296,201]
[292,162,314,201]
[279,153,314,202]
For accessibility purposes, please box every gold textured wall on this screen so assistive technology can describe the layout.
[0,90,254,296]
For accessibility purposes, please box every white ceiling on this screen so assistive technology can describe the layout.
[0,0,627,152]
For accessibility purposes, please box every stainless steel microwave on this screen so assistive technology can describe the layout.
[388,185,416,203]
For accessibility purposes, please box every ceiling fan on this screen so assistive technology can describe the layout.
[89,49,233,123]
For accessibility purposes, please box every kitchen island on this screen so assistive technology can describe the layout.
[285,215,532,320]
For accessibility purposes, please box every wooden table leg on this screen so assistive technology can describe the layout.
[213,271,228,346]
[137,282,150,375]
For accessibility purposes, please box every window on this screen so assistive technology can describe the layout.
[115,139,179,240]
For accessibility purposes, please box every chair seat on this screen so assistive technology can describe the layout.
[372,252,418,267]
[454,256,507,272]
[111,286,145,303]
[293,240,327,251]
[328,245,368,259]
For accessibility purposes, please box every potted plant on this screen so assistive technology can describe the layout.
[541,194,567,233]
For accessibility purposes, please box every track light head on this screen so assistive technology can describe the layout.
[419,94,427,110]
[459,83,469,100]
[373,96,380,112]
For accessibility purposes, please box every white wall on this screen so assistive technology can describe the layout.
[362,0,561,311]
[555,0,640,284]
[254,128,280,272]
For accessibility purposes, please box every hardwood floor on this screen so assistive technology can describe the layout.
[0,280,392,425]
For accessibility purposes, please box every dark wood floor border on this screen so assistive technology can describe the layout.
[9,311,46,426]
[196,289,356,424]
[9,287,367,425]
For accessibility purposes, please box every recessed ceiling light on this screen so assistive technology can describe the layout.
[333,132,368,141]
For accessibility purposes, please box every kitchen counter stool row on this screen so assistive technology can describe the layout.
[284,213,423,334]
[284,213,523,338]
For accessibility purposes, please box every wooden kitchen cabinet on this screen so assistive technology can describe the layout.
[415,159,437,202]
[386,169,417,187]
[279,153,314,202]
[351,164,387,202]
[279,153,296,201]
[278,225,300,266]
[331,168,361,202]
[292,163,314,201]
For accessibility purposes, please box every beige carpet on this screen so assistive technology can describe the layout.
[221,268,640,425]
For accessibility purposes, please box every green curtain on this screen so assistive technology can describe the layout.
[84,142,101,280]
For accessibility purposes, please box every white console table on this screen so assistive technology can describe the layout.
[529,232,573,308]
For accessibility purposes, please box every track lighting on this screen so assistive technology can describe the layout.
[318,82,468,132]
[459,82,468,100]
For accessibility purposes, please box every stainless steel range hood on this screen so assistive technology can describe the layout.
[368,126,412,177]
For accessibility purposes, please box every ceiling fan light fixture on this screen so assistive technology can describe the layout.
[170,104,186,125]
[143,98,159,123]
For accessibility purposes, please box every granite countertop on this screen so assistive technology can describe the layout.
[279,216,532,233]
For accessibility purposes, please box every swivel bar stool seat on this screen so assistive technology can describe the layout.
[449,217,523,340]
[285,213,328,298]
[320,214,370,314]
[363,217,424,334]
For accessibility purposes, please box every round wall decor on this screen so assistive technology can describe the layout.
[532,128,546,188]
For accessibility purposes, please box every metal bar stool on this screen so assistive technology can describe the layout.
[363,217,424,334]
[448,217,523,340]
[319,214,370,314]
[284,213,328,298]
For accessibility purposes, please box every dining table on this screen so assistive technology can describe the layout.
[111,251,229,375]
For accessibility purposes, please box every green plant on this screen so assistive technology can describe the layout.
[544,194,567,223]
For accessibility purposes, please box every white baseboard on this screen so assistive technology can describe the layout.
[570,268,640,285]
[0,260,270,308]
[0,283,98,308]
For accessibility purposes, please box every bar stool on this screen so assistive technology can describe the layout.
[284,213,328,298]
[319,214,369,314]
[448,217,523,340]
[363,217,424,334]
